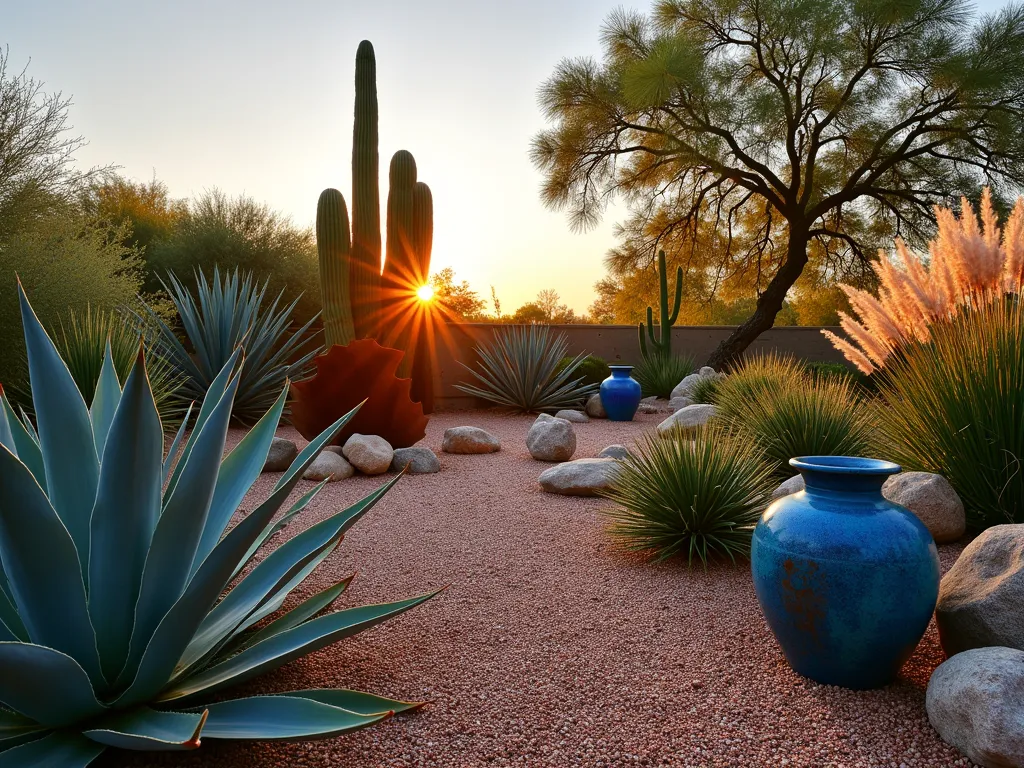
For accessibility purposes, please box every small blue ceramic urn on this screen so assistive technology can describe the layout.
[751,456,940,690]
[599,365,642,421]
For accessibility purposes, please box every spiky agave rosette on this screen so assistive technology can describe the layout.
[0,283,439,766]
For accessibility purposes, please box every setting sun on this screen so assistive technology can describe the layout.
[416,284,434,302]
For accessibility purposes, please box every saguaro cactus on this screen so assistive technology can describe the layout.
[638,250,682,360]
[410,180,434,410]
[350,39,382,339]
[383,150,419,375]
[316,188,355,348]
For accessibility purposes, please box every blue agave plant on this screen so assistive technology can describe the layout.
[0,284,438,766]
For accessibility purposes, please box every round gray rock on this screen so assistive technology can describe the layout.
[882,471,965,544]
[526,417,576,462]
[598,444,631,460]
[670,372,704,400]
[936,524,1024,656]
[657,404,718,436]
[442,426,500,454]
[555,409,589,423]
[926,646,1024,768]
[669,396,694,412]
[538,458,619,497]
[263,437,298,472]
[585,393,606,419]
[302,450,355,482]
[391,446,440,474]
[342,433,394,475]
[772,474,806,500]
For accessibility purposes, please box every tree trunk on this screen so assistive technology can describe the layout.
[705,226,810,371]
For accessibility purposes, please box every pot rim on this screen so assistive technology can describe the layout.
[790,456,901,476]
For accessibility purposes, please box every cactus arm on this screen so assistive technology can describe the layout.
[350,40,382,339]
[638,321,649,359]
[669,265,683,326]
[316,189,355,348]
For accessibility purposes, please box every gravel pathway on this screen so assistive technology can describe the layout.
[105,410,975,768]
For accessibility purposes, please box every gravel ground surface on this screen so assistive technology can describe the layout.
[106,410,975,768]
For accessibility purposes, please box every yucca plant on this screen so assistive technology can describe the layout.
[53,306,186,424]
[134,267,322,424]
[718,372,875,479]
[0,283,438,766]
[689,374,722,404]
[633,352,695,399]
[715,353,806,406]
[455,325,598,413]
[602,427,774,565]
[876,299,1023,528]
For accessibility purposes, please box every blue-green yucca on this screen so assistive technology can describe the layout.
[0,283,438,766]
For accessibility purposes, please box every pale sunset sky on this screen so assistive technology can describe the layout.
[5,0,1008,314]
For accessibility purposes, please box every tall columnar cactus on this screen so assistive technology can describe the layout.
[638,250,682,360]
[410,180,434,410]
[316,188,355,348]
[350,39,381,339]
[383,150,419,376]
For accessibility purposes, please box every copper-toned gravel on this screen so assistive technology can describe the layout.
[104,410,976,768]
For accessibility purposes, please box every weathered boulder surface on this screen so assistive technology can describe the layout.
[599,444,631,460]
[555,409,589,423]
[263,437,298,472]
[670,367,722,400]
[302,450,355,482]
[538,458,619,497]
[527,417,576,462]
[926,646,1024,768]
[442,427,501,454]
[936,524,1024,656]
[669,396,694,412]
[391,447,441,474]
[342,433,394,475]
[882,471,966,544]
[585,393,606,419]
[657,404,718,436]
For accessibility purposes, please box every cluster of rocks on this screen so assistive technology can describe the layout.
[519,412,629,497]
[262,434,441,482]
[926,524,1024,767]
[671,366,725,400]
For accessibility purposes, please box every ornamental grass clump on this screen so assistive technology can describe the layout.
[0,283,438,766]
[689,374,721,404]
[602,427,775,565]
[876,299,1024,528]
[455,324,598,413]
[135,267,321,425]
[825,189,1024,374]
[633,352,695,399]
[718,361,874,479]
[714,352,806,406]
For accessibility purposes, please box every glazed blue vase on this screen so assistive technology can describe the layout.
[751,456,940,690]
[599,365,642,421]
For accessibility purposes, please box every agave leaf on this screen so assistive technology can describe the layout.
[0,588,27,642]
[227,577,353,654]
[231,479,329,582]
[88,349,163,684]
[82,708,206,751]
[113,473,303,707]
[17,283,99,578]
[158,591,440,705]
[0,394,43,488]
[0,707,47,750]
[0,643,106,727]
[177,476,399,675]
[162,401,194,485]
[277,688,424,715]
[0,445,104,684]
[0,392,14,457]
[182,695,388,741]
[89,340,123,456]
[118,369,240,689]
[164,346,242,499]
[190,383,289,576]
[0,731,106,766]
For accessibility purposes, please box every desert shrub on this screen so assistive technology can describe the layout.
[146,189,321,323]
[876,300,1023,528]
[715,353,806,408]
[556,354,610,386]
[135,267,321,425]
[455,325,598,413]
[602,426,775,565]
[633,352,695,398]
[719,372,875,479]
[0,211,145,390]
[690,374,722,404]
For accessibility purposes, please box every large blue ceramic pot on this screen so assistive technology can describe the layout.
[751,456,940,690]
[599,365,642,421]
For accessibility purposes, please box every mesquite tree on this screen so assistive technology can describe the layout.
[532,0,1024,368]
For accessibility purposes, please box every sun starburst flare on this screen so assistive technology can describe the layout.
[824,188,1024,374]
